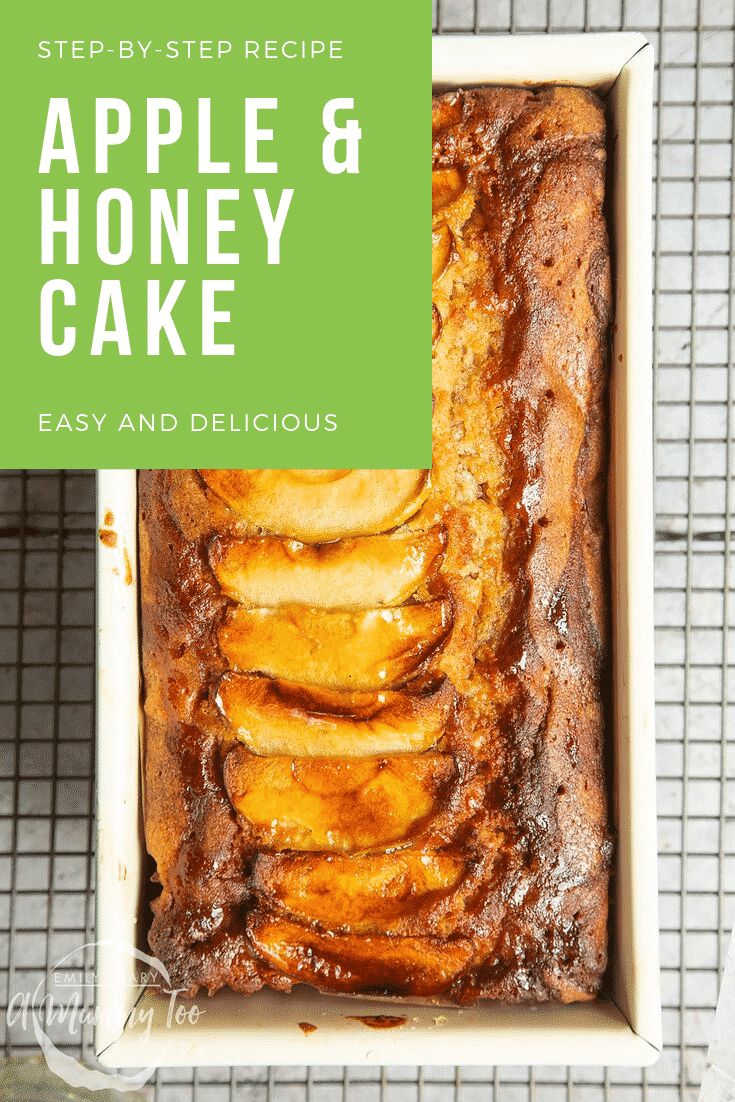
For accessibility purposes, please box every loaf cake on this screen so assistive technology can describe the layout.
[139,85,612,1004]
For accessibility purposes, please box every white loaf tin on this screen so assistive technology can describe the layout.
[95,31,660,1068]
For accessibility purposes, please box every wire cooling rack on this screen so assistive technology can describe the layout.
[2,1,734,1098]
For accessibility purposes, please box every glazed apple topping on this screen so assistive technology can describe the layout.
[432,222,453,284]
[199,469,431,542]
[208,527,446,611]
[223,746,456,852]
[218,600,452,691]
[253,847,467,932]
[432,303,442,347]
[216,673,455,757]
[246,912,474,995]
[432,168,464,213]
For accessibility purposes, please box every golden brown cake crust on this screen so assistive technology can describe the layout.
[140,85,612,1004]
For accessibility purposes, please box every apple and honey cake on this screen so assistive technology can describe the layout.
[140,85,612,1003]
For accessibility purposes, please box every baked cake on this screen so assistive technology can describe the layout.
[139,85,612,1003]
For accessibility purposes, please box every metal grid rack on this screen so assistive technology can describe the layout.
[1,0,734,1098]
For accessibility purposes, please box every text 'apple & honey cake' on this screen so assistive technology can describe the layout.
[140,85,613,1004]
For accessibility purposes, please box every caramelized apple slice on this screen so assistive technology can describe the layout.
[199,469,430,542]
[223,746,455,851]
[432,222,453,284]
[432,303,442,346]
[432,95,463,138]
[253,848,467,932]
[217,674,455,757]
[208,527,446,611]
[247,913,474,996]
[432,168,464,213]
[218,600,452,691]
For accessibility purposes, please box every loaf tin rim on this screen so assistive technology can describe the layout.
[94,29,659,1068]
